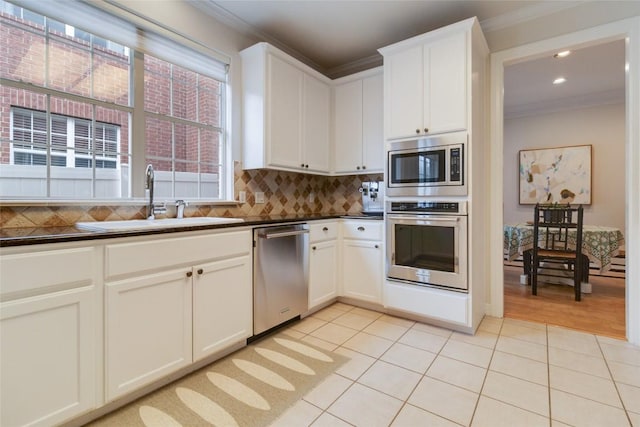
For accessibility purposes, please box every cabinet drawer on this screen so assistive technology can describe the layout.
[309,222,339,242]
[1,247,95,300]
[105,230,251,280]
[341,220,383,241]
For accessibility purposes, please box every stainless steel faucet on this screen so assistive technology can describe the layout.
[175,200,188,219]
[145,164,166,220]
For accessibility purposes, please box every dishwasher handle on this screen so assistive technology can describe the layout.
[258,228,309,239]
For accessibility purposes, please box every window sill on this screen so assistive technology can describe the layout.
[0,199,239,207]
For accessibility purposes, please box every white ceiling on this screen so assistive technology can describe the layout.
[199,1,626,116]
[504,39,626,118]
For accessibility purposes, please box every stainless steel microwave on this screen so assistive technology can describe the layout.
[387,132,467,197]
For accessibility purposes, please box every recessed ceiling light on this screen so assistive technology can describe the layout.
[554,50,571,58]
[553,77,566,85]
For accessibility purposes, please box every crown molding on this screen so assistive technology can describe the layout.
[505,88,625,120]
[191,0,328,74]
[196,0,586,78]
[479,1,583,33]
[325,54,383,80]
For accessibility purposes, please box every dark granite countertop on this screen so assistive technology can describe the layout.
[0,213,383,247]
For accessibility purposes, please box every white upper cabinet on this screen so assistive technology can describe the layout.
[362,72,384,172]
[333,69,384,174]
[241,43,331,174]
[303,74,331,172]
[380,21,472,140]
[267,53,304,170]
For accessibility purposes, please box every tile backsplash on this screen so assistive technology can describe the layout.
[0,162,383,228]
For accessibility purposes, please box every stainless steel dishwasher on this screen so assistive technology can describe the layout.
[253,223,309,336]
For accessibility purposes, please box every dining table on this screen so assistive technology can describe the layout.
[503,223,625,288]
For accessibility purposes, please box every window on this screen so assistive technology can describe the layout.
[0,0,229,201]
[10,108,119,169]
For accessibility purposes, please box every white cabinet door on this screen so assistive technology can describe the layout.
[1,287,96,427]
[105,268,192,401]
[267,53,303,169]
[384,33,468,140]
[192,255,252,362]
[303,74,331,173]
[333,79,364,174]
[362,73,384,172]
[333,72,384,174]
[241,43,331,174]
[309,240,338,309]
[425,32,467,135]
[342,240,383,303]
[385,44,424,140]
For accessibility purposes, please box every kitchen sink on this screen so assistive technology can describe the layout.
[75,217,244,232]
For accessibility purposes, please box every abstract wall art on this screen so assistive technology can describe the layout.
[519,145,592,205]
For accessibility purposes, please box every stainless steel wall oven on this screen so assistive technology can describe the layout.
[386,201,468,292]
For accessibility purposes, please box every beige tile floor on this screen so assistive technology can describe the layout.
[272,302,640,427]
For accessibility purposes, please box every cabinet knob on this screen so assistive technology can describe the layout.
[305,164,309,168]
[322,227,328,231]
[312,246,317,251]
[362,165,366,170]
[424,128,429,133]
[197,268,204,275]
[357,226,365,231]
[356,166,361,170]
[375,244,379,249]
[301,163,305,167]
[186,271,193,278]
[416,129,420,134]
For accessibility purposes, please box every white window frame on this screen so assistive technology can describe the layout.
[1,0,232,202]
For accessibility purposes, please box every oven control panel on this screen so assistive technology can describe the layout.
[387,201,467,215]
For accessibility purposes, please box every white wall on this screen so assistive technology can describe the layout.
[503,103,626,235]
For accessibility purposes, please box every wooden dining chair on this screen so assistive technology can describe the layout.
[529,203,586,301]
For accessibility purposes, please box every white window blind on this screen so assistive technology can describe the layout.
[10,0,229,81]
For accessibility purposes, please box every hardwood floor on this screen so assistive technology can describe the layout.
[503,265,626,339]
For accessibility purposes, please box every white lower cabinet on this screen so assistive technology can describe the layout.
[0,246,98,427]
[104,230,252,402]
[1,287,96,427]
[309,240,339,309]
[192,255,252,361]
[341,221,383,304]
[308,222,339,309]
[105,268,192,401]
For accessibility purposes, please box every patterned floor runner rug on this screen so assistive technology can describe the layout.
[89,333,348,426]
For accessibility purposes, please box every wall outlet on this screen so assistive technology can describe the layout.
[255,192,265,204]
[238,191,246,203]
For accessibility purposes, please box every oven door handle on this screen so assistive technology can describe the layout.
[387,214,461,223]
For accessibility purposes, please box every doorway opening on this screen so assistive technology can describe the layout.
[489,18,640,344]
[501,39,626,338]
